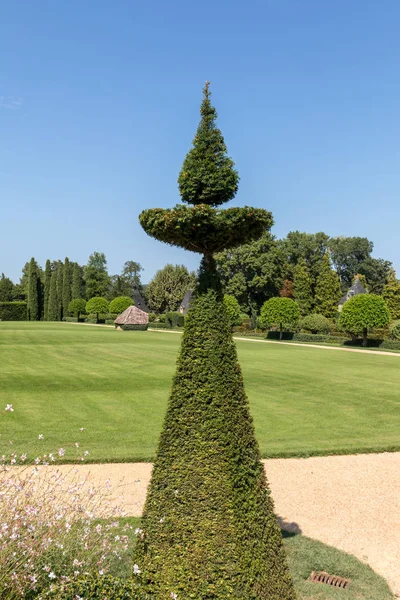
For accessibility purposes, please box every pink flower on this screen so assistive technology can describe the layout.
[5,404,13,412]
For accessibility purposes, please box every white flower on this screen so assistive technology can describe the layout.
[58,448,65,457]
[133,564,141,575]
[74,442,79,448]
[159,517,165,523]
[5,404,13,412]
[79,428,85,432]
[170,593,178,599]
[99,569,104,575]
[134,528,143,536]
[48,572,56,579]
[38,434,44,440]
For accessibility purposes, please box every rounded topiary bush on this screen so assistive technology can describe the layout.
[109,296,133,314]
[300,313,331,335]
[86,297,109,321]
[259,297,300,340]
[389,320,400,340]
[339,294,390,347]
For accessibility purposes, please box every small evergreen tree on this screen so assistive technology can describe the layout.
[382,268,400,319]
[314,252,342,317]
[223,294,242,326]
[0,273,15,302]
[48,269,58,321]
[259,297,300,339]
[293,258,313,316]
[27,258,40,321]
[136,84,295,599]
[56,262,64,320]
[339,294,390,346]
[43,260,52,320]
[62,257,72,317]
[71,262,84,300]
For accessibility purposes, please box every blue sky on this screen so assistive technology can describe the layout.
[1,0,399,283]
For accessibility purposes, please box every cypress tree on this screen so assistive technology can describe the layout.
[48,270,58,321]
[56,262,64,320]
[314,252,342,317]
[71,262,83,300]
[135,84,295,599]
[383,268,400,319]
[43,259,52,320]
[27,258,40,321]
[62,257,72,317]
[293,258,313,316]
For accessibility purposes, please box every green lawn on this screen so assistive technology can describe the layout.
[1,322,400,462]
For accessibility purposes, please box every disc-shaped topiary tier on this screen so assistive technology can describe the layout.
[134,83,296,600]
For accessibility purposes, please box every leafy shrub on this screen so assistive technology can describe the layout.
[62,317,78,322]
[105,319,115,325]
[300,314,331,335]
[339,295,391,346]
[0,301,27,321]
[148,312,157,322]
[165,311,185,328]
[85,297,109,321]
[148,322,167,329]
[109,296,133,315]
[380,339,400,350]
[157,314,166,323]
[119,324,148,331]
[39,574,151,599]
[223,294,242,326]
[389,321,400,340]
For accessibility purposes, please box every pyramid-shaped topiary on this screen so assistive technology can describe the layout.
[135,83,296,600]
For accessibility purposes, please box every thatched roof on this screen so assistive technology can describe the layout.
[179,290,194,315]
[339,277,367,306]
[114,305,149,325]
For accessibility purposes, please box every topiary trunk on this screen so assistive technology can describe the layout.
[363,327,368,347]
[134,256,295,600]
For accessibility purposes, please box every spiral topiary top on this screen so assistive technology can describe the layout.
[139,83,272,255]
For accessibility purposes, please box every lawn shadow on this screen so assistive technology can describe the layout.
[277,516,302,538]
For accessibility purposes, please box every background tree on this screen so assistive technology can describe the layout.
[47,269,58,321]
[147,264,196,313]
[357,257,392,295]
[109,296,133,315]
[278,231,330,289]
[314,252,342,317]
[0,273,15,302]
[279,279,294,298]
[62,257,72,317]
[56,261,64,320]
[216,232,284,313]
[223,294,242,326]
[71,262,85,299]
[259,297,300,339]
[136,83,295,598]
[68,298,87,319]
[122,260,143,293]
[339,294,390,346]
[300,313,331,335]
[85,297,109,322]
[329,236,373,290]
[27,258,41,321]
[382,269,400,319]
[43,260,52,320]
[293,258,313,316]
[84,252,110,299]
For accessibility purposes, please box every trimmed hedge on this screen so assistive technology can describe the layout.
[134,258,295,599]
[266,330,294,340]
[148,322,167,329]
[165,311,185,328]
[118,324,148,331]
[0,301,27,321]
[300,314,331,335]
[380,339,400,350]
[39,574,151,599]
[293,333,348,344]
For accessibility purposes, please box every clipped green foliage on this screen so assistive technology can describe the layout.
[43,260,52,320]
[39,574,150,600]
[27,257,41,321]
[86,297,109,322]
[389,320,400,341]
[165,311,185,328]
[339,294,390,347]
[178,82,239,207]
[223,294,242,326]
[134,260,295,599]
[259,297,300,340]
[68,298,87,317]
[119,323,148,331]
[380,339,400,350]
[0,301,27,321]
[300,313,331,335]
[109,296,133,314]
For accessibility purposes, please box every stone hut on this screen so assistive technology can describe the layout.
[179,290,194,315]
[114,305,149,330]
[338,276,367,311]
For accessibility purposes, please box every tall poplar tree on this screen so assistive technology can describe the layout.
[56,262,64,320]
[27,258,40,321]
[71,262,83,299]
[383,268,400,319]
[293,258,313,316]
[314,252,342,317]
[43,259,52,321]
[48,269,58,321]
[62,257,72,317]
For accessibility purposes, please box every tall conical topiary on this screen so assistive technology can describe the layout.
[27,258,40,321]
[48,269,58,321]
[314,252,342,318]
[293,258,313,316]
[62,257,72,317]
[136,84,296,599]
[43,259,52,321]
[56,262,64,321]
[71,262,83,300]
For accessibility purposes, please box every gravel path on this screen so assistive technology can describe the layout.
[39,453,400,595]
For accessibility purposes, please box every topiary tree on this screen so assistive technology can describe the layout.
[223,294,242,326]
[68,298,87,319]
[300,313,331,335]
[382,268,400,320]
[135,83,295,599]
[259,297,300,340]
[27,258,41,321]
[85,297,109,323]
[339,294,390,347]
[109,296,133,315]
